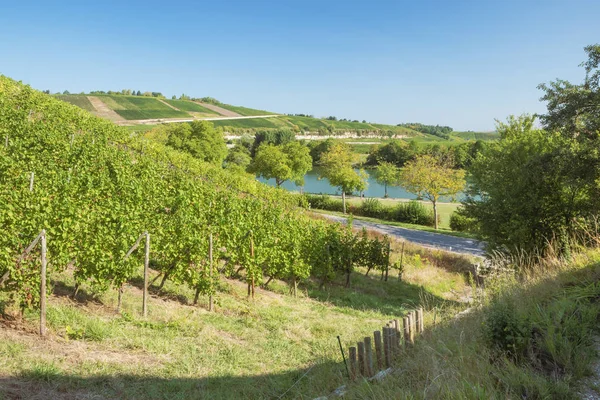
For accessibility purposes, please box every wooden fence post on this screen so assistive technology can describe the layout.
[393,319,401,349]
[357,341,365,377]
[29,172,34,192]
[40,230,47,337]
[417,307,424,333]
[364,336,374,377]
[349,346,357,380]
[382,327,390,367]
[374,330,383,370]
[209,233,214,312]
[408,312,415,344]
[398,241,405,281]
[143,232,150,318]
[403,316,410,346]
[410,310,417,339]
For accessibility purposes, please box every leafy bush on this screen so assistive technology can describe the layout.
[450,209,479,233]
[360,198,384,217]
[393,201,434,226]
[483,298,531,358]
[304,195,435,227]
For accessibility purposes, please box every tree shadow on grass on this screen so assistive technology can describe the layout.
[0,359,346,400]
[127,276,191,307]
[303,270,460,317]
[50,280,102,305]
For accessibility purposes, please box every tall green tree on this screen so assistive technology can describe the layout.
[399,155,465,229]
[374,162,399,198]
[538,44,600,140]
[319,143,368,213]
[249,142,312,187]
[463,115,599,254]
[165,120,227,164]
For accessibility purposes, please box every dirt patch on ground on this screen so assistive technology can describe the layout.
[86,97,125,123]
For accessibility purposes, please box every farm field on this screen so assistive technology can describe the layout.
[54,95,96,112]
[211,117,283,129]
[209,103,276,116]
[96,96,192,120]
[163,99,219,115]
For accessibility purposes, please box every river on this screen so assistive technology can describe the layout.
[258,167,466,201]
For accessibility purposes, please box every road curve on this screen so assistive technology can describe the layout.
[320,214,486,257]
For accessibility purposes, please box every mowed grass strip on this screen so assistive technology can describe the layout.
[55,95,96,112]
[96,96,191,120]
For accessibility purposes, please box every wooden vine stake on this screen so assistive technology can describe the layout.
[209,233,214,311]
[29,172,34,192]
[143,232,150,318]
[40,230,47,337]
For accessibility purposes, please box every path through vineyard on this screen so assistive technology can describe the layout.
[321,214,486,256]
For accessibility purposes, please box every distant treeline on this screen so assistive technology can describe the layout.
[397,123,453,139]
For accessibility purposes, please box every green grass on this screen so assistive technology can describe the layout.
[3,239,598,399]
[345,249,600,399]
[96,96,191,120]
[0,243,472,399]
[54,95,95,112]
[163,100,218,115]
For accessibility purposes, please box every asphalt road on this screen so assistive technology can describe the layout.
[321,214,486,257]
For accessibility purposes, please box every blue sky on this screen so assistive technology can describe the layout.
[1,0,599,131]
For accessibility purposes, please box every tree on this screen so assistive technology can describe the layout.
[399,155,465,229]
[538,44,600,140]
[366,140,414,166]
[463,115,599,254]
[374,162,398,198]
[224,145,252,173]
[251,129,295,156]
[319,143,368,213]
[62,90,70,95]
[136,90,141,96]
[165,120,227,164]
[248,142,312,187]
[172,95,177,100]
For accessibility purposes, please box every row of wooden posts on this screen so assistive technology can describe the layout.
[346,308,424,380]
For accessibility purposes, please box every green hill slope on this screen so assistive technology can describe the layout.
[92,95,192,120]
